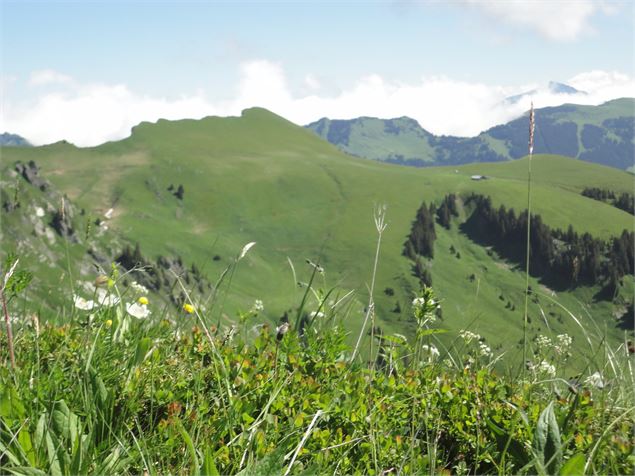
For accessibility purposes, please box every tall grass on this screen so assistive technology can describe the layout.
[522,103,536,373]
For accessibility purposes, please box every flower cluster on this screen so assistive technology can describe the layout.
[479,343,493,357]
[73,284,120,311]
[459,330,481,344]
[73,278,153,320]
[529,359,556,377]
[458,330,493,360]
[421,344,440,362]
[535,335,551,349]
[412,286,440,326]
[130,281,149,294]
[555,333,572,355]
[251,299,264,314]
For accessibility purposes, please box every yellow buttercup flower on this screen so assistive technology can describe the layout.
[138,296,149,305]
[105,319,113,327]
[182,303,195,314]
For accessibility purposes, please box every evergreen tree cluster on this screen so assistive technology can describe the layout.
[465,193,634,294]
[167,184,185,200]
[581,187,634,215]
[404,201,437,259]
[403,200,438,287]
[436,193,459,229]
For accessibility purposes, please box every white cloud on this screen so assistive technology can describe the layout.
[29,69,74,86]
[2,61,634,146]
[304,74,321,91]
[568,70,635,98]
[459,0,620,41]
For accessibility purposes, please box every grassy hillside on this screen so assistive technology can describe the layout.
[2,109,633,359]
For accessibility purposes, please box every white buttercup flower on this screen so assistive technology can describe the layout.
[126,302,151,319]
[421,344,440,361]
[95,288,119,307]
[74,295,95,311]
[584,371,606,389]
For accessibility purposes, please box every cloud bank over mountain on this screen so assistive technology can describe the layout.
[2,62,633,147]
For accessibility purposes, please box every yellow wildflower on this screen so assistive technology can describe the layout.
[182,303,195,314]
[138,296,149,305]
[105,319,113,327]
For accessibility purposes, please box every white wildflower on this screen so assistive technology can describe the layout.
[81,281,97,293]
[421,344,440,361]
[536,360,556,377]
[95,288,120,307]
[131,281,149,294]
[535,335,551,348]
[35,207,45,217]
[459,330,481,343]
[252,299,264,313]
[479,343,492,357]
[238,241,256,260]
[73,295,95,311]
[584,371,606,389]
[555,333,572,355]
[412,297,426,307]
[309,310,325,319]
[126,302,151,319]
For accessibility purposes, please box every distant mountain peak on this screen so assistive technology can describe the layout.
[548,81,586,95]
[0,132,31,147]
[506,81,587,104]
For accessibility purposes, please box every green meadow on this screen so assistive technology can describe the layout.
[2,108,633,354]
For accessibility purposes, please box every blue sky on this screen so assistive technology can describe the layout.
[2,1,634,145]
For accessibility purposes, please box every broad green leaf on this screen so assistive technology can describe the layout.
[0,385,25,420]
[17,429,36,466]
[133,337,154,366]
[44,431,62,476]
[533,402,562,475]
[560,453,585,476]
[51,400,79,447]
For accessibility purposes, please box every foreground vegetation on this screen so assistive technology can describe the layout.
[1,264,633,475]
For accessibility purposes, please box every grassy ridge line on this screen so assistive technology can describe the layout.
[1,108,632,350]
